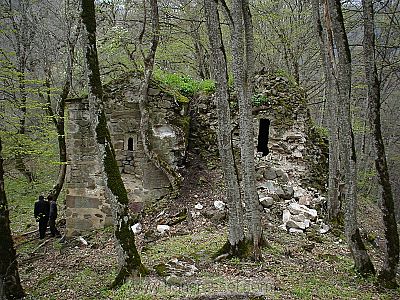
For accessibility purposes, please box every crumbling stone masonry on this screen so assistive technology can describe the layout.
[65,73,189,236]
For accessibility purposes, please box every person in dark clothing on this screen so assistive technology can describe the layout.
[48,195,61,238]
[34,195,49,239]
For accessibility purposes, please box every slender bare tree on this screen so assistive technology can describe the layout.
[80,0,146,288]
[326,0,375,276]
[312,0,341,224]
[204,0,245,254]
[231,0,264,260]
[362,0,399,288]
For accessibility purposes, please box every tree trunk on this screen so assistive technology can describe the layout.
[327,0,375,276]
[0,138,25,300]
[43,72,67,202]
[231,0,264,260]
[80,0,146,288]
[362,0,399,288]
[138,0,182,201]
[204,0,245,254]
[191,21,209,80]
[312,0,341,224]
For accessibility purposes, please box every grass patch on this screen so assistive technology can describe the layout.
[142,230,227,264]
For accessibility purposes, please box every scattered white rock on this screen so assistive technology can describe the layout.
[157,224,170,234]
[320,223,330,234]
[288,203,318,221]
[131,223,142,234]
[304,219,311,228]
[213,200,226,210]
[78,236,88,246]
[194,203,203,210]
[282,209,291,223]
[278,224,287,231]
[291,213,306,223]
[289,228,304,234]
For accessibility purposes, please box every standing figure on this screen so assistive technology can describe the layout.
[34,195,49,239]
[47,195,61,237]
[48,195,61,237]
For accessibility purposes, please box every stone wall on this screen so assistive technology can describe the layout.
[64,73,190,235]
[64,98,112,236]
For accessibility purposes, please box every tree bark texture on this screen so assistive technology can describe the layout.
[204,0,245,251]
[312,0,341,223]
[362,0,399,288]
[327,0,375,276]
[230,0,263,260]
[81,0,146,288]
[0,139,25,300]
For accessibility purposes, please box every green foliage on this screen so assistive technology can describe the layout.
[154,70,215,97]
[252,94,270,106]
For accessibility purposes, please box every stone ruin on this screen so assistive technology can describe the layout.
[64,72,328,236]
[190,73,328,233]
[65,73,189,236]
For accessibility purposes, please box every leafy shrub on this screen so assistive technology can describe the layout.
[154,71,215,96]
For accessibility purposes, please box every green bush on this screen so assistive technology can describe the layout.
[154,71,215,96]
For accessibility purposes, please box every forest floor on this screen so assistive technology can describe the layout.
[12,153,400,300]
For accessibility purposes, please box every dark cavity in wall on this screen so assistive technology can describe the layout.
[128,137,134,151]
[257,119,270,156]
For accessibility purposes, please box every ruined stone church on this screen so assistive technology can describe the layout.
[64,72,327,236]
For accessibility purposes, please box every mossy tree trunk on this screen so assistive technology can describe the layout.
[362,0,399,288]
[137,0,182,200]
[312,0,341,224]
[231,0,264,260]
[204,0,245,254]
[327,0,375,276]
[80,0,146,288]
[0,138,25,300]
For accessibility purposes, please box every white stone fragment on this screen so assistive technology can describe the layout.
[304,219,311,229]
[157,224,170,234]
[320,223,330,234]
[288,203,318,221]
[282,209,291,224]
[194,203,203,210]
[289,228,304,234]
[278,224,287,231]
[131,223,142,234]
[214,200,226,211]
[79,236,88,246]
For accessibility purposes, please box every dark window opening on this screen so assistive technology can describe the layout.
[128,137,134,151]
[257,119,270,156]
